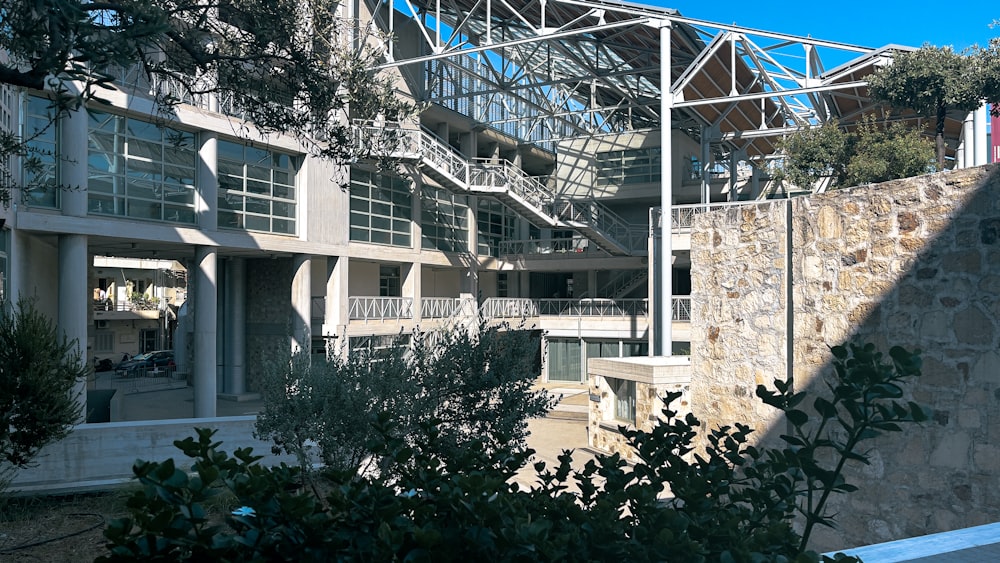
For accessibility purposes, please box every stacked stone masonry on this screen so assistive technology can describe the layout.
[689,165,1000,551]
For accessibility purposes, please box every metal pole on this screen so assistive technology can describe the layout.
[658,21,673,356]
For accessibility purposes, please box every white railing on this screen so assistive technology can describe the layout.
[348,297,413,321]
[651,201,769,234]
[469,159,555,214]
[499,237,603,257]
[421,297,476,319]
[554,198,647,254]
[481,297,690,322]
[673,297,692,321]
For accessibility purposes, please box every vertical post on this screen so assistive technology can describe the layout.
[974,104,988,166]
[291,254,312,354]
[403,262,421,323]
[325,256,350,355]
[225,257,246,395]
[198,133,218,232]
[658,21,673,357]
[962,114,974,169]
[60,98,89,420]
[193,246,218,418]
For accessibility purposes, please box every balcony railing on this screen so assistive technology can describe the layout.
[481,297,691,321]
[421,297,476,319]
[349,297,413,321]
[499,237,604,257]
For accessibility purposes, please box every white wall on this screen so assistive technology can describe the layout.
[347,260,380,295]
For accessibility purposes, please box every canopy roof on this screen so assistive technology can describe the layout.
[374,0,962,163]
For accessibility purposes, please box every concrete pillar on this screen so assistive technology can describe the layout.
[657,21,674,356]
[290,254,312,354]
[588,270,599,297]
[403,262,421,323]
[58,234,88,421]
[58,99,89,419]
[324,256,349,349]
[962,114,974,169]
[198,133,218,231]
[225,258,246,395]
[974,104,989,166]
[193,246,218,418]
[459,132,477,159]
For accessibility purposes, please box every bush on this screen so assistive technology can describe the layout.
[0,299,86,493]
[101,342,926,562]
[254,321,554,475]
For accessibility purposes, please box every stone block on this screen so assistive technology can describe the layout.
[929,431,970,468]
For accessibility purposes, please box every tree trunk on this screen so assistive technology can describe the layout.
[936,101,947,170]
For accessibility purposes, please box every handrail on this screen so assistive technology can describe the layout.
[554,198,646,254]
[421,297,472,319]
[348,297,413,321]
[481,297,691,322]
[498,237,602,257]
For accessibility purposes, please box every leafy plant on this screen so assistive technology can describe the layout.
[102,342,926,561]
[0,299,87,494]
[254,320,555,476]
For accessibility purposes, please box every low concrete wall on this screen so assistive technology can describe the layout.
[10,417,295,494]
[588,356,692,460]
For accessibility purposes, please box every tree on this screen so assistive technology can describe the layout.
[100,342,926,562]
[0,0,415,201]
[779,117,934,190]
[979,36,1000,116]
[254,321,556,476]
[867,45,983,169]
[0,299,87,492]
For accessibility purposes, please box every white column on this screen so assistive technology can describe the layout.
[59,100,89,419]
[58,234,88,420]
[225,258,246,395]
[324,256,349,351]
[291,254,312,354]
[198,133,218,231]
[657,21,673,357]
[962,114,974,169]
[974,104,989,166]
[403,262,421,323]
[193,246,218,418]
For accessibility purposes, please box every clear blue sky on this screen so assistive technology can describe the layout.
[652,1,996,51]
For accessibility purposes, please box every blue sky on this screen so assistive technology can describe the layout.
[652,1,996,51]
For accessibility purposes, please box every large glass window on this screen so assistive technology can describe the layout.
[477,198,516,257]
[23,96,59,207]
[87,110,197,223]
[217,140,297,234]
[379,265,401,297]
[548,338,582,382]
[595,148,661,187]
[349,168,412,247]
[421,186,468,252]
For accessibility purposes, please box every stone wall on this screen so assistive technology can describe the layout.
[245,257,293,392]
[689,165,1000,551]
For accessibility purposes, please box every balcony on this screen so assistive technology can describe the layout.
[480,297,689,321]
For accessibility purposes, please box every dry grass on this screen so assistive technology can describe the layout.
[0,491,128,562]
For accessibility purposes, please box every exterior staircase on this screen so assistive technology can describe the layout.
[352,121,646,255]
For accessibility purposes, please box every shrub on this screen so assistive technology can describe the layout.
[101,342,926,561]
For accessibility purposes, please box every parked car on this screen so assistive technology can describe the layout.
[115,350,175,378]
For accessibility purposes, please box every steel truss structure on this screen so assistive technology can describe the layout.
[368,0,964,165]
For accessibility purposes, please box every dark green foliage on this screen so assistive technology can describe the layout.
[779,118,934,190]
[867,45,984,169]
[102,343,926,561]
[254,321,555,475]
[0,299,86,487]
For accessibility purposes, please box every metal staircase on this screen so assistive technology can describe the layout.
[352,121,646,255]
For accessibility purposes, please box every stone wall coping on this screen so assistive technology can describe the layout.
[588,356,692,385]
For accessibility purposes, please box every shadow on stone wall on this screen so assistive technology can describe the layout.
[690,164,1000,551]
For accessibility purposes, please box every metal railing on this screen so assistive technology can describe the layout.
[469,159,555,214]
[499,237,603,257]
[481,297,691,321]
[421,297,476,319]
[348,297,413,321]
[600,270,649,299]
[554,198,646,254]
[651,201,770,234]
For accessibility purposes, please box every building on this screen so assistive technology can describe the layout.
[0,1,987,488]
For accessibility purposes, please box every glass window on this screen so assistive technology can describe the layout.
[379,265,401,297]
[611,378,636,424]
[86,110,196,224]
[595,148,661,188]
[477,198,517,257]
[548,338,582,382]
[22,96,59,208]
[349,168,412,247]
[216,139,298,235]
[421,186,468,252]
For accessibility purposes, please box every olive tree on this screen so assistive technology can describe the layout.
[867,45,983,169]
[0,299,87,493]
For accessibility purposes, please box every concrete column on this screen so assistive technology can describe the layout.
[974,104,989,166]
[962,114,974,169]
[324,256,349,346]
[657,21,673,356]
[58,234,88,421]
[467,195,479,257]
[459,132,477,159]
[729,152,739,202]
[403,262,421,323]
[436,122,449,143]
[290,254,312,354]
[588,270,598,297]
[700,125,711,205]
[225,258,246,395]
[198,133,218,231]
[60,99,88,217]
[193,246,218,418]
